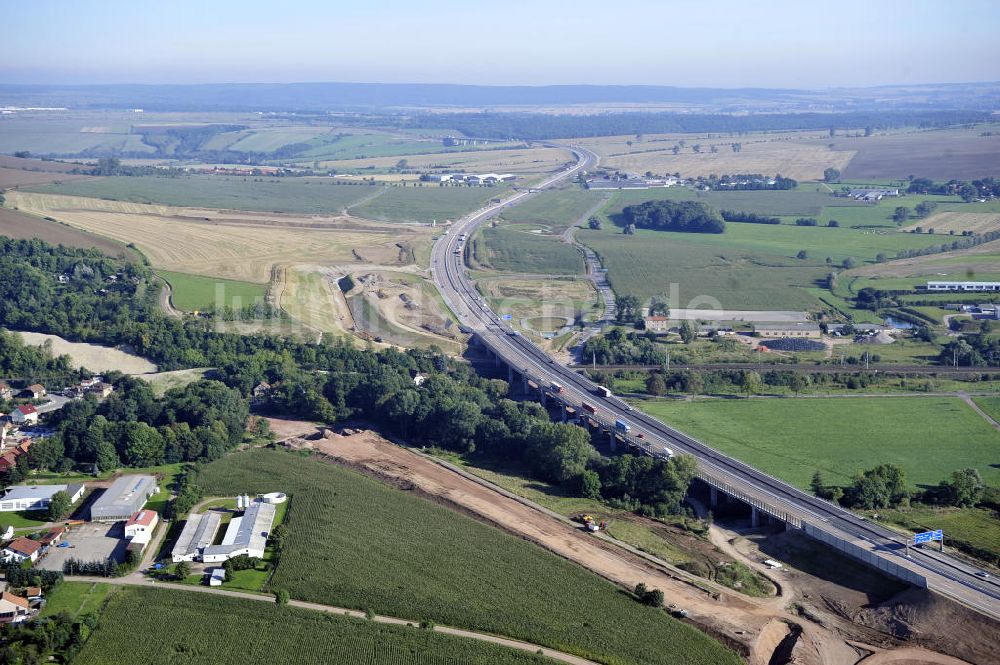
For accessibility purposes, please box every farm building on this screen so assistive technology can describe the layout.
[124,509,159,549]
[0,483,85,512]
[201,499,277,563]
[21,384,45,400]
[171,510,223,563]
[3,537,41,564]
[90,475,158,522]
[754,322,821,339]
[848,188,899,201]
[926,281,1000,292]
[643,316,671,333]
[9,405,38,426]
[0,592,31,624]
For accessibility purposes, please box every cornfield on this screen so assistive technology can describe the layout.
[193,450,740,665]
[74,588,549,665]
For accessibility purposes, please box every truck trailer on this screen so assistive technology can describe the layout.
[614,419,631,433]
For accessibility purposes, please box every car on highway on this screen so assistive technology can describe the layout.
[976,571,990,579]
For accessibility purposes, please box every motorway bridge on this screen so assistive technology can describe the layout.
[429,146,1000,620]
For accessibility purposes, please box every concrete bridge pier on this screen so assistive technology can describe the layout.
[540,390,547,407]
[561,406,568,423]
[521,375,528,394]
[751,507,760,528]
[507,365,514,385]
[710,486,718,508]
[609,430,617,452]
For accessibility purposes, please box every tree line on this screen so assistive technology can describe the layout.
[0,238,699,518]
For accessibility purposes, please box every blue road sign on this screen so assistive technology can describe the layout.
[502,314,513,320]
[914,530,943,544]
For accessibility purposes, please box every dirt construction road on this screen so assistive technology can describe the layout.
[302,429,965,665]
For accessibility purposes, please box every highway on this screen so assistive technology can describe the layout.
[429,146,1000,620]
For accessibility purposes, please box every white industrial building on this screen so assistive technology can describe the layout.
[0,484,85,512]
[926,281,1000,292]
[171,511,223,563]
[90,475,158,522]
[201,499,277,563]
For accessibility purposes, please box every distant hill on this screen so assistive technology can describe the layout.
[0,80,998,113]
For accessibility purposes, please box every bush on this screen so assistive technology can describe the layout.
[794,218,818,226]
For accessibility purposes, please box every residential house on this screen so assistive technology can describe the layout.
[0,592,31,624]
[643,316,671,333]
[10,405,38,426]
[251,381,272,405]
[90,382,114,398]
[0,382,12,401]
[3,538,41,565]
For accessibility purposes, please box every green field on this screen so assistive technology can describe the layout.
[350,185,502,224]
[193,449,738,665]
[157,270,269,310]
[882,505,1000,565]
[29,176,378,215]
[582,227,823,309]
[499,189,608,232]
[74,587,553,665]
[974,397,1000,424]
[40,582,115,619]
[638,397,1000,490]
[580,217,945,309]
[475,224,585,275]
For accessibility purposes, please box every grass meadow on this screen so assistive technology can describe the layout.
[475,224,585,275]
[74,587,553,665]
[193,449,739,665]
[157,270,268,311]
[499,188,608,232]
[638,397,1000,490]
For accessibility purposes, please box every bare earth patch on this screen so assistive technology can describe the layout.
[15,331,156,374]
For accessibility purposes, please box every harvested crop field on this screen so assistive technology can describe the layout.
[835,128,1000,180]
[6,191,432,283]
[900,211,1000,235]
[0,167,91,188]
[313,145,572,176]
[577,130,855,181]
[15,330,157,373]
[0,207,135,256]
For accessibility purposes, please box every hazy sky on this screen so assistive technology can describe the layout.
[3,0,998,88]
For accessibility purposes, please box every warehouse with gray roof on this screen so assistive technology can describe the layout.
[201,500,276,563]
[171,511,223,563]
[90,475,158,522]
